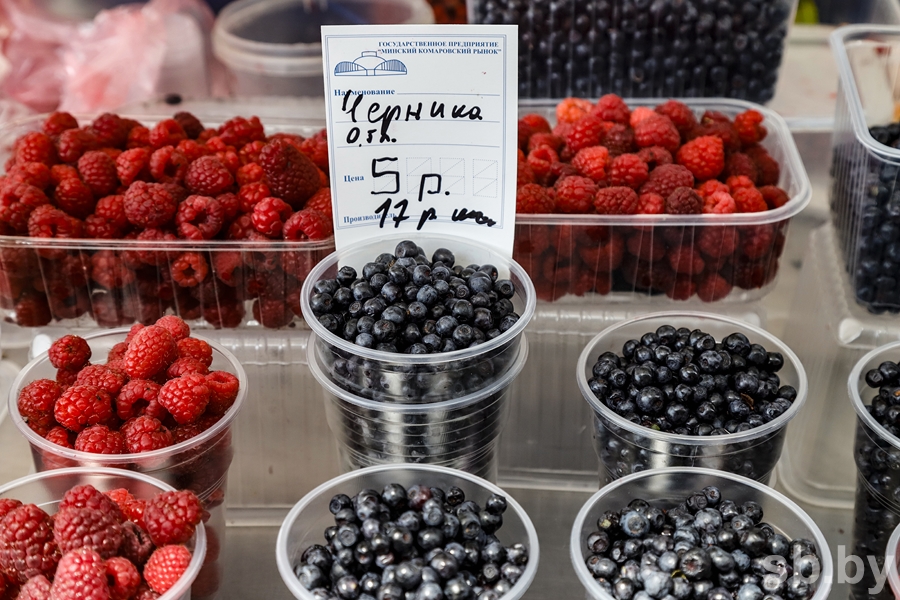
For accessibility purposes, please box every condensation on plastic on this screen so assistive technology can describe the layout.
[577,311,807,484]
[0,466,207,600]
[0,113,335,332]
[275,464,539,600]
[569,467,833,600]
[514,98,811,305]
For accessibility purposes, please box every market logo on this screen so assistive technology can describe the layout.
[334,51,407,76]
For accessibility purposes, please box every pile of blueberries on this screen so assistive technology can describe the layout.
[831,123,900,314]
[473,0,791,101]
[851,359,900,600]
[582,486,821,600]
[294,483,529,600]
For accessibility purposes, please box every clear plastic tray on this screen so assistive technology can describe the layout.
[515,98,811,305]
[469,0,798,102]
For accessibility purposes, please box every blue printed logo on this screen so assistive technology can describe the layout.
[335,51,407,76]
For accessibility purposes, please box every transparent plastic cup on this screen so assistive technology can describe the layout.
[0,466,207,600]
[577,311,808,484]
[301,234,536,404]
[275,464,539,600]
[887,521,900,598]
[570,467,833,600]
[309,334,528,480]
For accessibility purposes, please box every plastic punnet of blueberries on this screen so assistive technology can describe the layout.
[294,483,529,600]
[583,486,821,600]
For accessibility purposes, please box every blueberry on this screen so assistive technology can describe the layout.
[621,510,651,537]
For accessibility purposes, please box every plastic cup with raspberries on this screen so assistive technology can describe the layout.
[276,464,540,600]
[0,466,207,600]
[570,467,833,600]
[577,311,808,485]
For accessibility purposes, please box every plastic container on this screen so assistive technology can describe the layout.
[301,234,536,403]
[570,467,834,600]
[830,25,900,314]
[887,521,900,598]
[0,466,207,600]
[275,464,539,600]
[0,112,334,331]
[470,0,797,101]
[212,0,434,97]
[309,332,526,481]
[514,98,811,305]
[577,311,807,484]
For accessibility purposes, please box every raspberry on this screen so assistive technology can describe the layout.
[250,197,292,237]
[628,107,656,128]
[304,187,333,221]
[696,180,729,199]
[154,315,190,341]
[104,492,145,528]
[76,152,118,198]
[690,120,741,153]
[639,166,693,201]
[90,251,135,290]
[126,126,150,149]
[206,371,240,415]
[53,385,113,433]
[115,148,151,187]
[697,226,739,258]
[75,365,126,396]
[525,146,558,181]
[184,156,234,196]
[166,357,209,379]
[591,94,630,124]
[520,113,551,135]
[17,573,51,600]
[115,380,163,421]
[54,177,94,219]
[760,185,789,210]
[104,557,140,600]
[675,135,724,181]
[43,112,79,137]
[201,292,245,328]
[17,379,62,431]
[133,583,159,600]
[176,139,209,164]
[46,426,72,448]
[149,120,186,149]
[90,114,129,148]
[625,230,667,262]
[554,176,596,214]
[668,246,705,275]
[84,215,121,239]
[637,192,665,215]
[0,500,22,523]
[218,116,265,147]
[723,153,758,184]
[15,133,56,166]
[48,548,106,600]
[157,374,209,425]
[121,416,172,453]
[173,112,205,139]
[515,183,554,213]
[527,132,564,154]
[73,425,125,455]
[123,182,177,228]
[564,116,612,153]
[259,139,320,209]
[600,124,635,156]
[734,110,767,146]
[254,296,295,328]
[148,146,189,184]
[571,146,609,182]
[53,506,123,558]
[555,98,593,124]
[633,115,679,153]
[14,292,52,327]
[170,252,209,288]
[143,491,203,546]
[131,229,176,267]
[175,195,223,240]
[594,186,639,215]
[299,135,330,173]
[216,192,240,221]
[516,159,535,187]
[56,129,98,164]
[665,187,703,214]
[733,186,767,213]
[282,207,332,241]
[703,191,737,214]
[744,145,780,186]
[0,504,59,583]
[143,545,190,595]
[8,162,51,189]
[666,275,698,300]
[608,154,649,189]
[176,338,212,367]
[124,325,176,379]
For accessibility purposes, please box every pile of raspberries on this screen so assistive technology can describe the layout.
[0,112,334,329]
[0,483,203,599]
[513,95,790,302]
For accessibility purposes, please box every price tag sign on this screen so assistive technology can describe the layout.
[321,25,518,257]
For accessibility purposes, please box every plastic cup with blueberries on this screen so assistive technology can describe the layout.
[276,464,539,600]
[577,312,808,484]
[570,467,833,600]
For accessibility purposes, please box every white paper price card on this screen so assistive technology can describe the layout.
[321,24,518,257]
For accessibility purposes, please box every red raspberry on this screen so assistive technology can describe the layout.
[115,380,163,421]
[115,148,151,186]
[76,152,118,197]
[126,126,150,149]
[676,135,724,181]
[665,187,703,215]
[54,177,95,219]
[594,187,639,215]
[556,98,593,124]
[626,231,667,262]
[14,292,52,327]
[17,379,62,431]
[703,191,737,214]
[517,159,535,187]
[654,100,697,135]
[108,342,129,363]
[564,116,612,153]
[121,416,172,453]
[123,182,177,228]
[158,374,209,425]
[733,186,767,213]
[48,548,106,600]
[166,357,209,379]
[46,426,72,448]
[236,162,264,186]
[0,504,59,583]
[105,557,140,600]
[734,110,767,146]
[0,500,22,524]
[639,164,694,199]
[8,162,51,189]
[251,197,292,237]
[238,182,270,213]
[666,275,698,300]
[176,139,209,164]
[176,338,213,366]
[124,325,176,379]
[516,183,554,213]
[299,135,330,173]
[155,315,190,341]
[632,114,678,152]
[744,145,780,186]
[697,226,739,258]
[89,114,129,148]
[104,491,145,527]
[237,140,266,166]
[696,180,729,199]
[57,129,100,164]
[54,385,113,433]
[554,176,596,214]
[75,365,126,396]
[526,146,558,181]
[609,154,649,189]
[144,545,191,594]
[149,119,186,149]
[133,583,159,600]
[173,112,204,139]
[53,506,123,558]
[218,116,265,147]
[43,112,79,137]
[723,153,758,184]
[628,107,656,128]
[282,207,332,241]
[90,250,136,290]
[184,156,234,196]
[216,191,240,221]
[668,245,705,275]
[253,296,294,328]
[169,251,208,287]
[148,146,189,184]
[175,195,223,240]
[690,119,741,153]
[304,187,333,221]
[760,185,789,210]
[527,132,564,153]
[591,94,630,124]
[73,425,125,454]
[520,113,551,134]
[259,139,321,208]
[571,146,609,182]
[15,133,56,166]
[206,371,240,415]
[84,214,121,239]
[143,491,203,546]
[637,192,665,215]
[17,573,51,600]
[201,292,245,328]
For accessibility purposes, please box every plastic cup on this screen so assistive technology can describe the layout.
[309,334,528,481]
[275,463,539,600]
[570,467,833,600]
[301,234,536,404]
[0,466,207,600]
[887,521,900,598]
[577,311,808,484]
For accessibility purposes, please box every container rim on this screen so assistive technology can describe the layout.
[888,520,900,597]
[516,97,812,226]
[575,311,809,446]
[569,467,834,600]
[830,25,900,164]
[8,328,249,464]
[848,340,900,451]
[307,332,528,411]
[300,233,537,366]
[275,463,540,600]
[0,466,207,600]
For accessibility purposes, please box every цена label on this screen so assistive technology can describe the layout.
[321,25,518,257]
